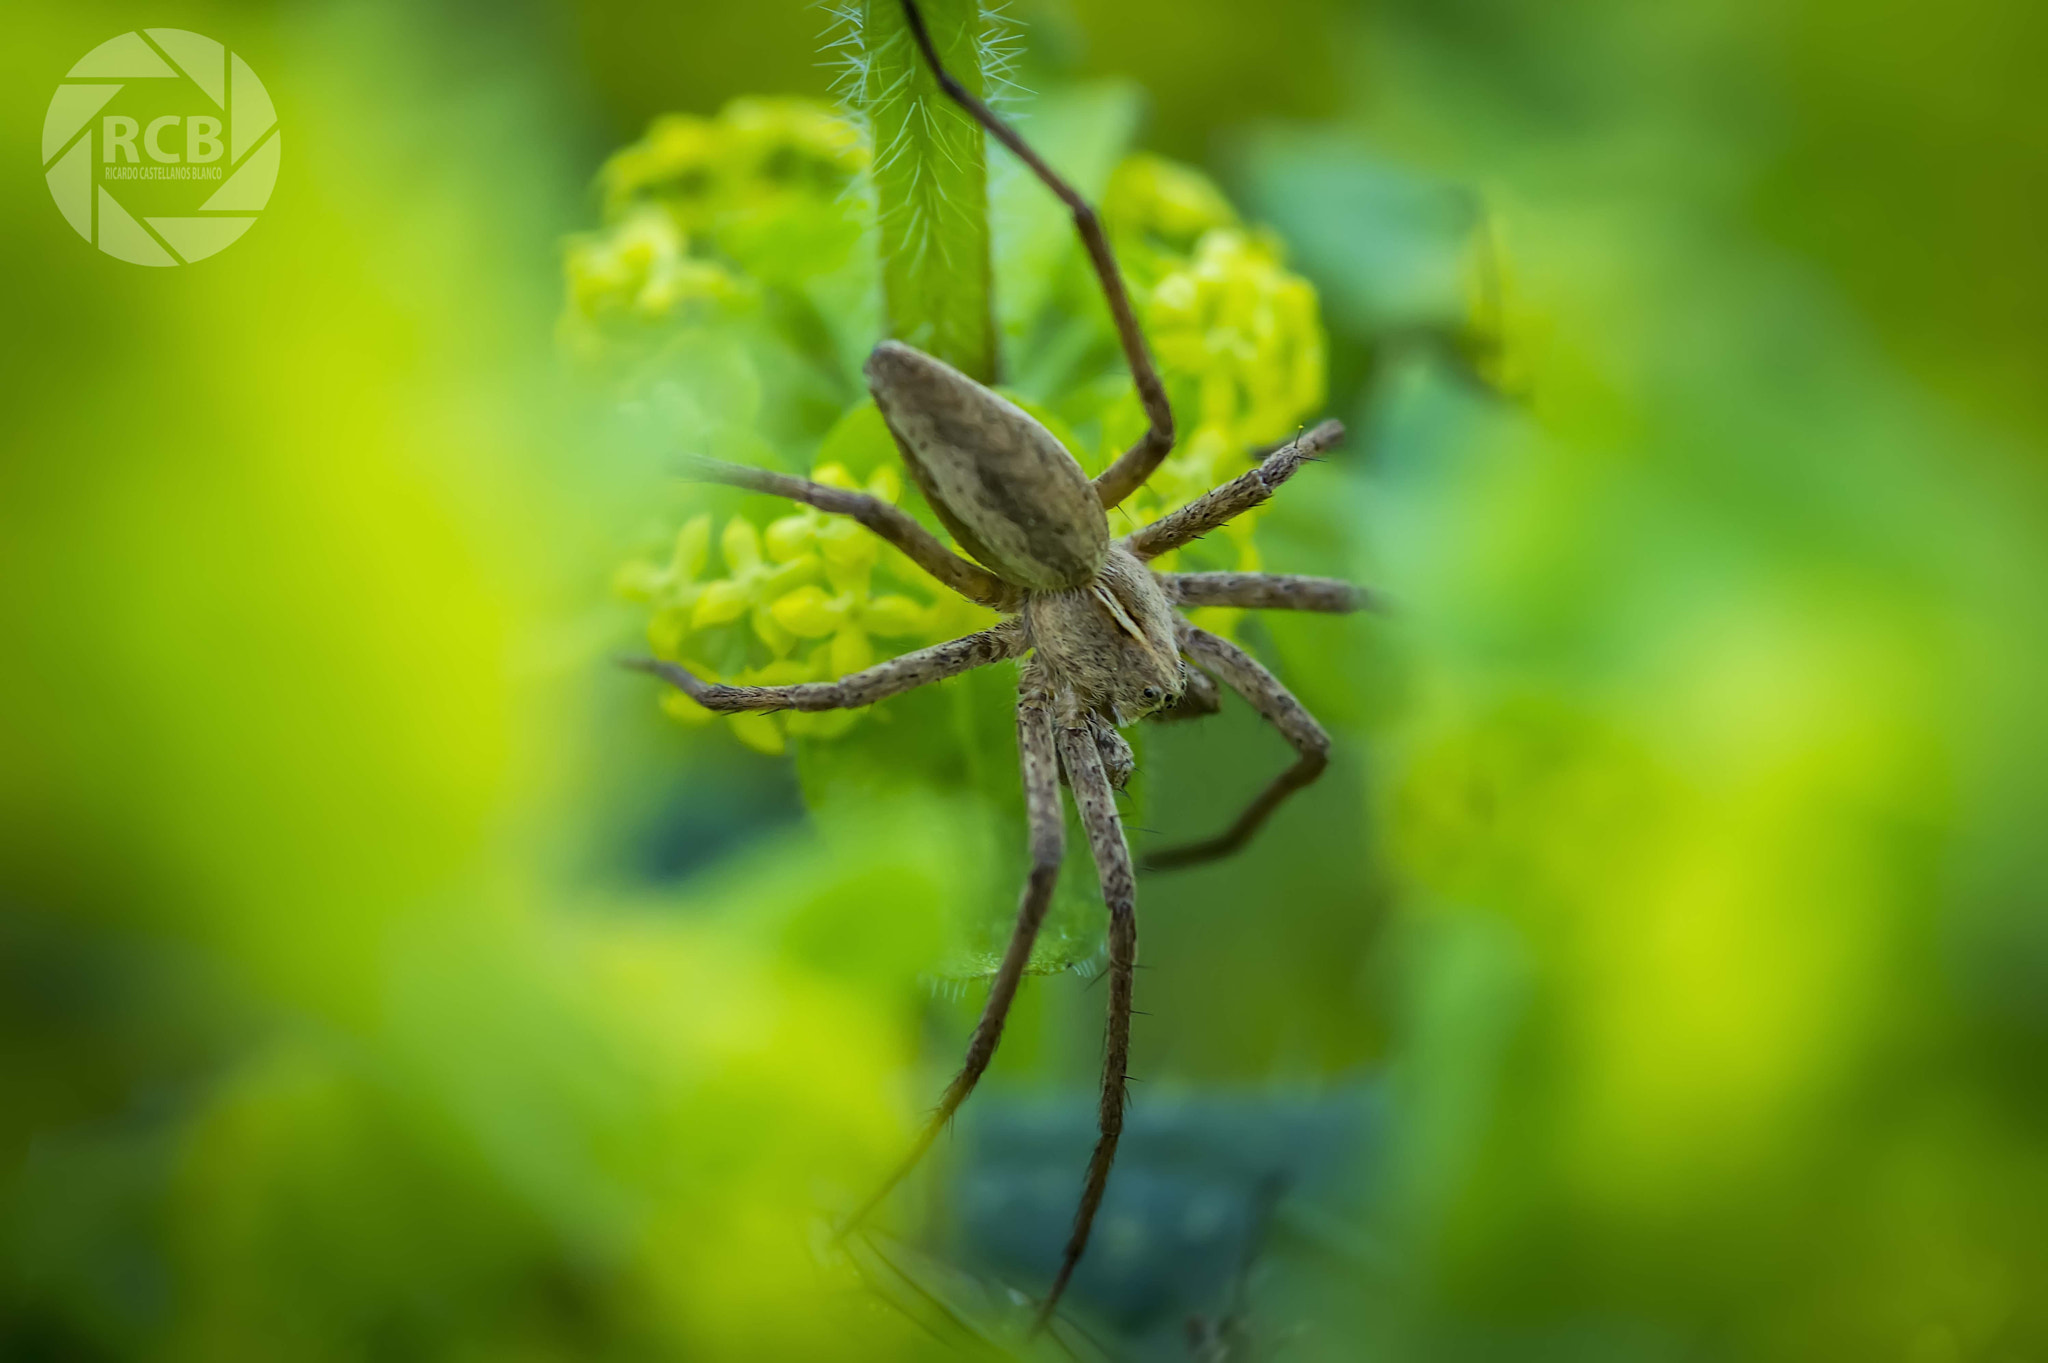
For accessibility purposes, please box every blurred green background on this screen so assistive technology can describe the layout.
[5,1,2047,1360]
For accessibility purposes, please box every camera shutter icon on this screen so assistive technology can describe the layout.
[43,29,279,266]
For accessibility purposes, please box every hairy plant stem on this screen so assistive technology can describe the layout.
[861,0,997,383]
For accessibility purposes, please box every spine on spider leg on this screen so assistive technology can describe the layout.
[848,0,1004,383]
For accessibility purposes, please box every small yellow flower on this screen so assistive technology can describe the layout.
[597,98,865,228]
[563,97,864,368]
[1104,153,1240,258]
[614,515,716,659]
[728,712,786,754]
[1148,229,1326,448]
[762,463,895,577]
[766,472,936,685]
[696,518,820,657]
[558,208,756,365]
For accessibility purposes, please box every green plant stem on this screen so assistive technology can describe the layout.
[861,0,997,383]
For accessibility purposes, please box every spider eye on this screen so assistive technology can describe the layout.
[1141,686,1162,704]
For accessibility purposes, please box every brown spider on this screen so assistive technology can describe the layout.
[625,0,1371,1332]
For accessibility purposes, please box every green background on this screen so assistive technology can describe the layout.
[4,0,2046,1359]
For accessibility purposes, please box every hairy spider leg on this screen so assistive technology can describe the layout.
[622,623,1023,712]
[1124,419,1345,560]
[681,454,1021,611]
[839,669,1065,1233]
[1143,623,1333,872]
[1161,571,1375,614]
[1037,709,1139,1334]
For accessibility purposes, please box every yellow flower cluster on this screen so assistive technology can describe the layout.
[560,98,868,366]
[560,206,756,358]
[597,98,867,227]
[615,460,996,754]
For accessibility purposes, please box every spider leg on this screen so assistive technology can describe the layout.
[896,0,1174,511]
[681,454,1021,610]
[1160,571,1377,614]
[839,667,1065,1233]
[622,622,1021,712]
[1034,713,1139,1334]
[1124,420,1346,561]
[1142,622,1331,872]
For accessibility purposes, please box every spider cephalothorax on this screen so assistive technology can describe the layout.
[1023,547,1188,727]
[626,0,1372,1333]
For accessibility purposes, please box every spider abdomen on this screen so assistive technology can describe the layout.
[866,340,1109,591]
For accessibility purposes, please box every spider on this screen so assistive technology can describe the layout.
[625,0,1371,1332]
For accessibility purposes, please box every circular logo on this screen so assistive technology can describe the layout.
[41,30,279,266]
